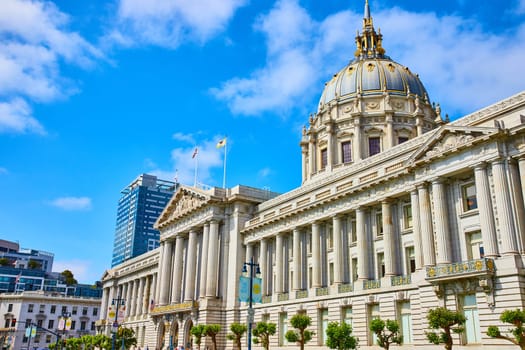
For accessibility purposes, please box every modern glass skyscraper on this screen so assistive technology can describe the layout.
[111,174,176,267]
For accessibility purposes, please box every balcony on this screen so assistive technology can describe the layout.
[425,258,495,281]
[391,275,411,286]
[338,283,353,293]
[295,290,308,299]
[363,279,381,290]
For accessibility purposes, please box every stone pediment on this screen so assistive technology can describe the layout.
[155,186,210,228]
[406,125,500,166]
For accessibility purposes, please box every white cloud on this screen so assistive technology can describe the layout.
[53,259,99,284]
[0,0,102,134]
[111,0,246,48]
[518,0,525,14]
[258,167,272,178]
[172,132,196,143]
[212,1,525,117]
[149,137,224,187]
[49,196,92,211]
[0,98,45,134]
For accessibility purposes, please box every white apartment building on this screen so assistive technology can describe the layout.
[0,291,101,350]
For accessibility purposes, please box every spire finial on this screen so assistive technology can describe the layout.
[364,0,371,19]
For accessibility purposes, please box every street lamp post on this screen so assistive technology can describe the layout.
[110,295,126,350]
[242,257,260,350]
[60,311,71,349]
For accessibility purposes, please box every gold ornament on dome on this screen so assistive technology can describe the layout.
[367,63,375,72]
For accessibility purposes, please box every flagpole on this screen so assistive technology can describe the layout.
[222,140,227,189]
[194,154,198,187]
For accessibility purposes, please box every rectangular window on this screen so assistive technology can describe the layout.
[93,307,98,316]
[406,247,416,273]
[4,320,9,328]
[462,183,477,211]
[467,231,484,259]
[321,148,328,169]
[352,258,358,282]
[309,267,313,288]
[61,306,67,314]
[341,141,352,163]
[279,313,288,346]
[329,263,334,285]
[48,320,54,329]
[403,204,413,229]
[399,301,413,343]
[369,137,381,156]
[320,309,329,345]
[342,307,353,328]
[71,320,76,330]
[368,304,380,345]
[398,136,409,144]
[377,253,385,278]
[82,307,88,316]
[91,321,96,331]
[376,212,383,236]
[462,294,481,344]
[351,219,357,243]
[37,319,43,327]
[46,335,52,344]
[327,225,333,250]
[28,304,34,313]
[50,305,56,314]
[8,304,13,312]
[39,304,45,313]
[80,321,86,331]
[72,307,78,315]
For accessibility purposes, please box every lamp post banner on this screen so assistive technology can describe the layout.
[252,277,262,303]
[238,276,249,302]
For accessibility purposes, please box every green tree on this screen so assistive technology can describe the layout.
[369,318,403,350]
[191,324,207,350]
[426,307,466,350]
[27,259,42,270]
[65,337,83,350]
[116,327,137,349]
[61,270,78,286]
[285,313,314,350]
[326,321,358,350]
[252,322,276,350]
[205,324,221,350]
[227,323,247,350]
[487,309,525,349]
[0,257,12,266]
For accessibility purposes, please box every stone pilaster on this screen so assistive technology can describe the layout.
[172,235,185,303]
[206,220,220,297]
[260,239,268,295]
[292,228,302,290]
[382,200,396,276]
[333,215,344,284]
[159,240,173,305]
[275,233,284,293]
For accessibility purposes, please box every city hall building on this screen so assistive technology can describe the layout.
[98,3,525,350]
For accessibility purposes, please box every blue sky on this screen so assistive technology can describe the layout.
[1,0,524,284]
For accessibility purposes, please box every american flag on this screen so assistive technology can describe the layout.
[192,147,198,159]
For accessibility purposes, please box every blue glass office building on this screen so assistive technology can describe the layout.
[111,174,176,267]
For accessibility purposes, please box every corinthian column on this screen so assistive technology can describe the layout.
[410,189,423,269]
[206,220,220,297]
[333,216,344,284]
[474,164,498,257]
[293,228,302,290]
[382,200,396,276]
[199,223,209,298]
[184,229,198,301]
[275,233,284,293]
[311,222,322,287]
[158,240,173,305]
[418,184,436,266]
[172,235,185,303]
[356,207,369,280]
[260,239,268,295]
[432,178,451,264]
[492,159,519,254]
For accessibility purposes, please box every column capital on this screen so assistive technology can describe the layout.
[472,161,488,171]
[430,176,447,185]
[381,198,393,205]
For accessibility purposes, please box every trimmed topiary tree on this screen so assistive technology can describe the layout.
[285,313,314,350]
[252,322,276,350]
[205,324,221,350]
[426,307,466,350]
[191,324,207,350]
[487,309,525,349]
[369,318,402,350]
[227,323,247,350]
[326,321,358,350]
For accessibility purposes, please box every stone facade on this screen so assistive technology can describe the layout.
[98,3,525,350]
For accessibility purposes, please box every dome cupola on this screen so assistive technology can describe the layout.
[300,0,444,183]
